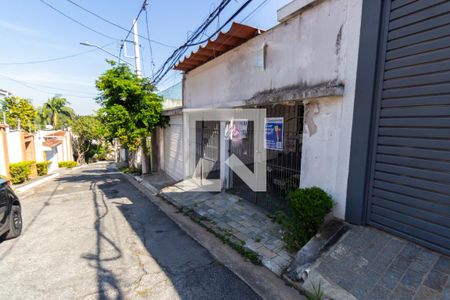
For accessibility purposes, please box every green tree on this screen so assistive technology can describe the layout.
[72,115,106,163]
[1,96,37,132]
[96,61,165,171]
[42,96,74,129]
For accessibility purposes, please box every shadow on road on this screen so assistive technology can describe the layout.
[54,165,260,300]
[81,181,123,300]
[0,182,61,261]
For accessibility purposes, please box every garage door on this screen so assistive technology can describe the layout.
[164,115,184,181]
[368,0,450,255]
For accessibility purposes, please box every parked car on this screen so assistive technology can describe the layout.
[0,179,22,240]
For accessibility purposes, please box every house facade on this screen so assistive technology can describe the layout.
[157,84,184,180]
[7,130,36,164]
[35,130,74,173]
[159,0,450,256]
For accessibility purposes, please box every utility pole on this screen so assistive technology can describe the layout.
[132,18,148,173]
[132,18,142,78]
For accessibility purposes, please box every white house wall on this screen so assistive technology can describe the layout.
[164,115,184,181]
[184,0,357,109]
[297,0,363,219]
[7,131,23,164]
[183,0,363,219]
[34,131,45,162]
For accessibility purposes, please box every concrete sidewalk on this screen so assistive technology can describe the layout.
[301,226,450,300]
[141,173,294,276]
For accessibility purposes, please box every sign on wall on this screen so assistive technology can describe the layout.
[265,117,284,151]
[225,119,248,141]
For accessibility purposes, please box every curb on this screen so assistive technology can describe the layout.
[16,173,60,194]
[121,173,303,300]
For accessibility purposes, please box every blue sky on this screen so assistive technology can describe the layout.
[0,0,290,115]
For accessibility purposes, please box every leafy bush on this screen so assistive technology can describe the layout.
[36,161,52,176]
[9,161,35,184]
[58,161,77,168]
[275,187,333,252]
[118,166,141,175]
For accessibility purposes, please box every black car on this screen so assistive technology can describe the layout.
[0,179,22,240]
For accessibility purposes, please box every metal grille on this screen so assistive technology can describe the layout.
[229,104,303,212]
[195,121,221,185]
[367,0,450,255]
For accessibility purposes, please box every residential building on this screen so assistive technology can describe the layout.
[6,129,38,178]
[7,130,36,164]
[159,0,450,256]
[157,83,184,179]
[35,130,74,173]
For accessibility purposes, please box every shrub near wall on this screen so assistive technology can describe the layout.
[276,187,333,252]
[36,162,52,176]
[9,161,35,184]
[58,161,77,168]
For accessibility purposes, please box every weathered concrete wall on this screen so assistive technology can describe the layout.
[299,0,362,219]
[182,0,363,218]
[332,0,363,218]
[184,0,355,108]
[300,96,342,211]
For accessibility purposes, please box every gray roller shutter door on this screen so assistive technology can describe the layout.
[368,0,450,255]
[164,115,184,181]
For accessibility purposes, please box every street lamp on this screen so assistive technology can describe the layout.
[79,42,134,67]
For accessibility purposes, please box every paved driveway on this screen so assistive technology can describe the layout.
[0,163,261,300]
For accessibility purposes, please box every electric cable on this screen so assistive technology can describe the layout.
[66,0,175,48]
[144,6,155,78]
[0,43,114,65]
[38,0,118,40]
[118,0,147,63]
[152,0,254,85]
[151,0,233,83]
[0,74,97,99]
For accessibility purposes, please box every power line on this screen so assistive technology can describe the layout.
[0,43,114,65]
[118,0,147,63]
[241,0,270,23]
[26,82,97,96]
[0,74,97,99]
[152,0,233,84]
[38,0,118,40]
[153,0,233,81]
[153,0,254,85]
[188,0,254,47]
[144,6,155,78]
[65,0,175,48]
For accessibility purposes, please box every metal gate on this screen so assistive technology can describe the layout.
[229,104,303,212]
[195,121,221,185]
[367,0,450,254]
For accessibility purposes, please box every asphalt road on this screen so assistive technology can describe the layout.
[0,163,261,300]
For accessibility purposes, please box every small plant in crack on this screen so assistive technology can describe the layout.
[188,215,261,265]
[305,282,324,300]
